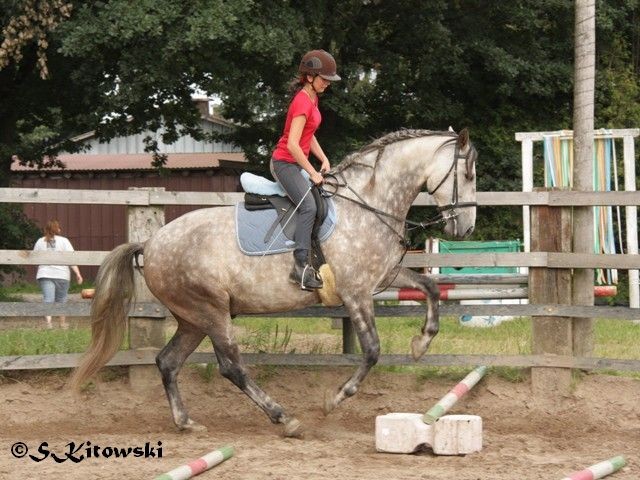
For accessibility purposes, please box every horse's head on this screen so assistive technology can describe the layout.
[427,128,477,238]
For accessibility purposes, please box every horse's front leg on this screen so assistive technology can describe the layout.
[324,297,379,414]
[384,266,440,360]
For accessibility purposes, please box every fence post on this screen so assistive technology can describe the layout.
[342,317,357,354]
[127,187,166,390]
[571,0,596,355]
[530,192,573,396]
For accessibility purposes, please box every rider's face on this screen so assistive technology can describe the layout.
[313,76,331,93]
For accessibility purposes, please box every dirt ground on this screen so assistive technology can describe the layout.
[0,366,638,480]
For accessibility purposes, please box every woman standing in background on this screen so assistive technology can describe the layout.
[33,220,83,328]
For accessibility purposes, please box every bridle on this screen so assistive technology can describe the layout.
[425,139,478,237]
[322,137,477,243]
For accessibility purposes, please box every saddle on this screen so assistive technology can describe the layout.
[240,172,328,269]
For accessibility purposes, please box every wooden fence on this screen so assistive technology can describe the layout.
[1,187,640,393]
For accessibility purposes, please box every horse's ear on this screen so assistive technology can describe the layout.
[457,128,469,149]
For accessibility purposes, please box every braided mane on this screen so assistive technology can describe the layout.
[333,129,458,173]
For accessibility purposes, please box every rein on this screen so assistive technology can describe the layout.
[322,137,477,242]
[322,174,447,244]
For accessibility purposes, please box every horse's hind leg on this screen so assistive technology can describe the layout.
[208,310,303,438]
[156,319,206,431]
[385,266,440,360]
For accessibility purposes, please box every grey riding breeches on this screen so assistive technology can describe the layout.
[270,158,317,254]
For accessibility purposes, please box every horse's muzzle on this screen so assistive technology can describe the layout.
[444,217,475,238]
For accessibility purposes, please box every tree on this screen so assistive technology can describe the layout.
[0,0,311,182]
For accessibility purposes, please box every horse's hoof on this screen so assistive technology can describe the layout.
[323,391,336,415]
[411,335,427,361]
[283,418,304,438]
[179,419,208,433]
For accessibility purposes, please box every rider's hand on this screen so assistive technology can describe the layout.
[320,159,331,173]
[310,171,324,185]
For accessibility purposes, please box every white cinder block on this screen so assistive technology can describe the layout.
[375,413,482,455]
[375,413,433,453]
[432,414,483,455]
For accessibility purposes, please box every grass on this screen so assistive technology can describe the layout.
[0,282,42,295]
[3,316,637,360]
[0,291,23,302]
[0,281,95,300]
[0,328,93,356]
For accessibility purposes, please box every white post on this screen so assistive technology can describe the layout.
[623,136,639,311]
[521,138,534,275]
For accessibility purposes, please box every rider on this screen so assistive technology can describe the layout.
[270,49,340,290]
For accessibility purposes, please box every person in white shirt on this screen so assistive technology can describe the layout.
[33,220,83,328]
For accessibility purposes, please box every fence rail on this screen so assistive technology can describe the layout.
[3,250,640,269]
[2,351,639,372]
[1,302,638,321]
[2,187,640,206]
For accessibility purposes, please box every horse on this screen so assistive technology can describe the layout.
[71,128,477,437]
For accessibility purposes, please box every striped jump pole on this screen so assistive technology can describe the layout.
[154,445,234,480]
[373,287,526,301]
[423,365,487,425]
[560,456,626,480]
[372,285,616,302]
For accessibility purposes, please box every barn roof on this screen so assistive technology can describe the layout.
[11,152,247,172]
[11,98,249,173]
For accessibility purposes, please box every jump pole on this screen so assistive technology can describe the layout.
[154,445,234,480]
[372,286,616,302]
[560,455,626,480]
[423,365,487,425]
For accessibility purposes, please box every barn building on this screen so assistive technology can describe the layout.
[11,100,248,279]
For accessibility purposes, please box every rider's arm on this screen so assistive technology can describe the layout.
[287,115,323,185]
[310,135,330,173]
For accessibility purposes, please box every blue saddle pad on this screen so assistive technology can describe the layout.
[235,198,337,256]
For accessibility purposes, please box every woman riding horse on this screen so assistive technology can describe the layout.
[270,49,340,291]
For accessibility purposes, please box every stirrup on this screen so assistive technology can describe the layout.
[290,263,323,290]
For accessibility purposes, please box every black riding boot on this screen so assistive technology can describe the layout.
[290,251,323,290]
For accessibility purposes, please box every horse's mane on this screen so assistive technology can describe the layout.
[333,129,458,173]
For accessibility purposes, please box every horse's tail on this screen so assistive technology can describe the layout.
[70,242,144,390]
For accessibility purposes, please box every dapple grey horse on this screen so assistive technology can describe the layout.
[71,129,477,437]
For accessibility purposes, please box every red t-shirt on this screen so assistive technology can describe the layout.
[272,89,322,163]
